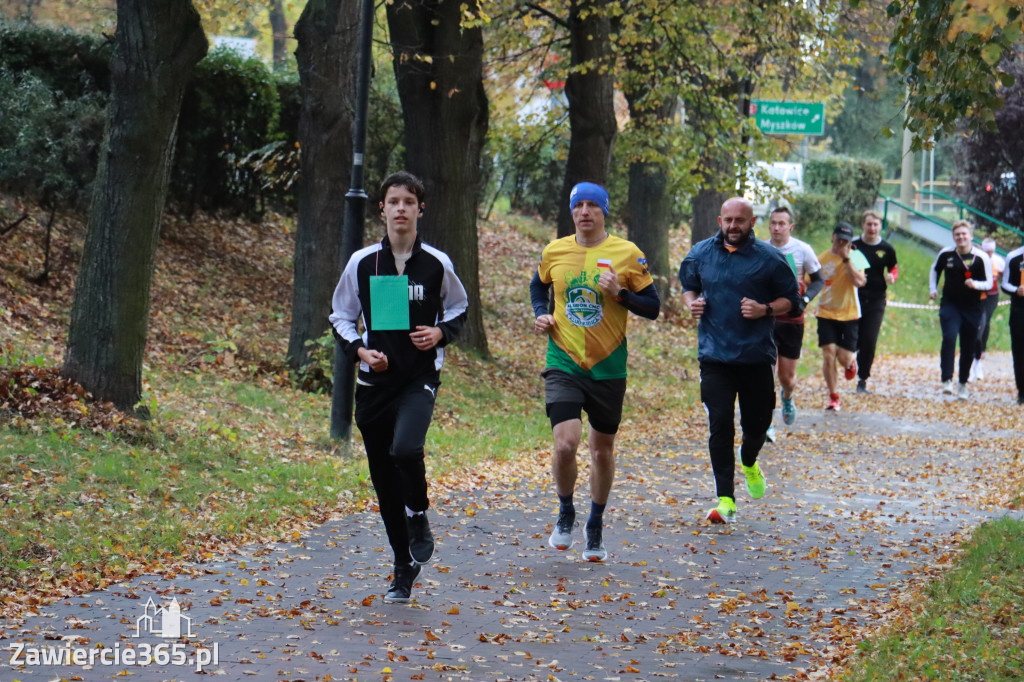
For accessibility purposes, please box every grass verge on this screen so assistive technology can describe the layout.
[839,517,1024,682]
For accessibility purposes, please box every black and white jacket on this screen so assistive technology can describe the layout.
[929,245,993,308]
[1002,246,1024,311]
[330,234,469,387]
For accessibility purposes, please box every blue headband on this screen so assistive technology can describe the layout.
[569,182,609,216]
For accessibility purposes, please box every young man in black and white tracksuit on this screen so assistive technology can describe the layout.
[330,171,468,603]
[928,219,992,400]
[1002,245,1024,404]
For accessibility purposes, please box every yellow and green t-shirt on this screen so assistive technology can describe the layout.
[537,234,654,379]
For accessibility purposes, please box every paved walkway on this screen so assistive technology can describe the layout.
[4,353,1023,681]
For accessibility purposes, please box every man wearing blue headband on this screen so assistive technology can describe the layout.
[530,181,661,562]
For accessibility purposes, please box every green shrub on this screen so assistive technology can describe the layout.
[0,23,403,217]
[0,22,110,98]
[487,108,568,220]
[805,157,883,227]
[792,192,837,237]
[0,68,107,209]
[172,47,281,216]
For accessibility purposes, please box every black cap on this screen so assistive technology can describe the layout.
[833,221,854,240]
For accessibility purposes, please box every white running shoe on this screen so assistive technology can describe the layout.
[548,510,576,550]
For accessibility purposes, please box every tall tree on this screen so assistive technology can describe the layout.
[268,0,289,71]
[685,0,863,241]
[286,0,358,371]
[387,0,490,354]
[555,0,618,238]
[953,49,1024,231]
[886,0,1023,148]
[619,5,680,299]
[62,0,207,412]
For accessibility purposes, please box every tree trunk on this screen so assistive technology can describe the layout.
[62,0,207,413]
[287,0,358,371]
[387,0,490,355]
[690,119,736,244]
[691,184,730,244]
[556,0,617,238]
[624,88,677,301]
[626,162,670,298]
[268,0,289,72]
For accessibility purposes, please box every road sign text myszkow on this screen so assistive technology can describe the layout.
[750,100,824,136]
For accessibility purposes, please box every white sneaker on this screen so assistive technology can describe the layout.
[765,425,777,443]
[548,510,576,550]
[957,382,969,401]
[582,525,608,562]
[942,380,954,395]
[975,359,985,381]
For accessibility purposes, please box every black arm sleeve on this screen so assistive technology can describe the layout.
[619,282,661,320]
[530,270,552,318]
[804,269,824,302]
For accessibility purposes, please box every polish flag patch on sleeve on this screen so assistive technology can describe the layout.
[597,258,612,268]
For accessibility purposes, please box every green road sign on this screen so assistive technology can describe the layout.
[750,100,824,136]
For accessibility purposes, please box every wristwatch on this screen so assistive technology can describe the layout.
[764,302,773,316]
[616,288,628,302]
[842,257,850,263]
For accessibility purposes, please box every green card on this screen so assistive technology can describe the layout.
[849,249,870,271]
[369,275,409,331]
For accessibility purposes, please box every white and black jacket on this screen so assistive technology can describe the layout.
[1003,246,1024,311]
[929,245,993,308]
[329,234,469,387]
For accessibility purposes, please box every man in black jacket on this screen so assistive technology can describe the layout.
[1002,245,1024,404]
[852,210,898,394]
[929,220,992,400]
[330,171,469,603]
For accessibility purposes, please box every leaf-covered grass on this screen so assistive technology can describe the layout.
[0,381,361,585]
[839,517,1024,682]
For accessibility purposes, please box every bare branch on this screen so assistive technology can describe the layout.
[523,2,568,30]
[0,213,29,239]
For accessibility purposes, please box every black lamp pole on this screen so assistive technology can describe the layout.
[330,0,375,440]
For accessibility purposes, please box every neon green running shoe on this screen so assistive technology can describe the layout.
[706,496,737,524]
[743,462,767,499]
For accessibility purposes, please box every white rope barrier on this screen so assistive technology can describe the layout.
[886,299,1012,311]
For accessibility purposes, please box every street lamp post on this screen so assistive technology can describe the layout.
[330,0,375,440]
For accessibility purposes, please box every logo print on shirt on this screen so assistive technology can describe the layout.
[564,270,604,328]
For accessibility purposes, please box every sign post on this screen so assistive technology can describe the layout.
[750,100,825,136]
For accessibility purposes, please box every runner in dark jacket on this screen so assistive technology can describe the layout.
[928,219,992,400]
[330,171,468,604]
[1002,245,1024,404]
[680,197,800,524]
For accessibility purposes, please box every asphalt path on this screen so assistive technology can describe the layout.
[4,353,1023,682]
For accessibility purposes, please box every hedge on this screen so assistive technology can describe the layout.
[0,23,299,215]
[804,156,884,228]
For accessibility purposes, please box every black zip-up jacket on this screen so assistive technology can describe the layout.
[929,246,992,308]
[329,234,469,387]
[1003,246,1024,311]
